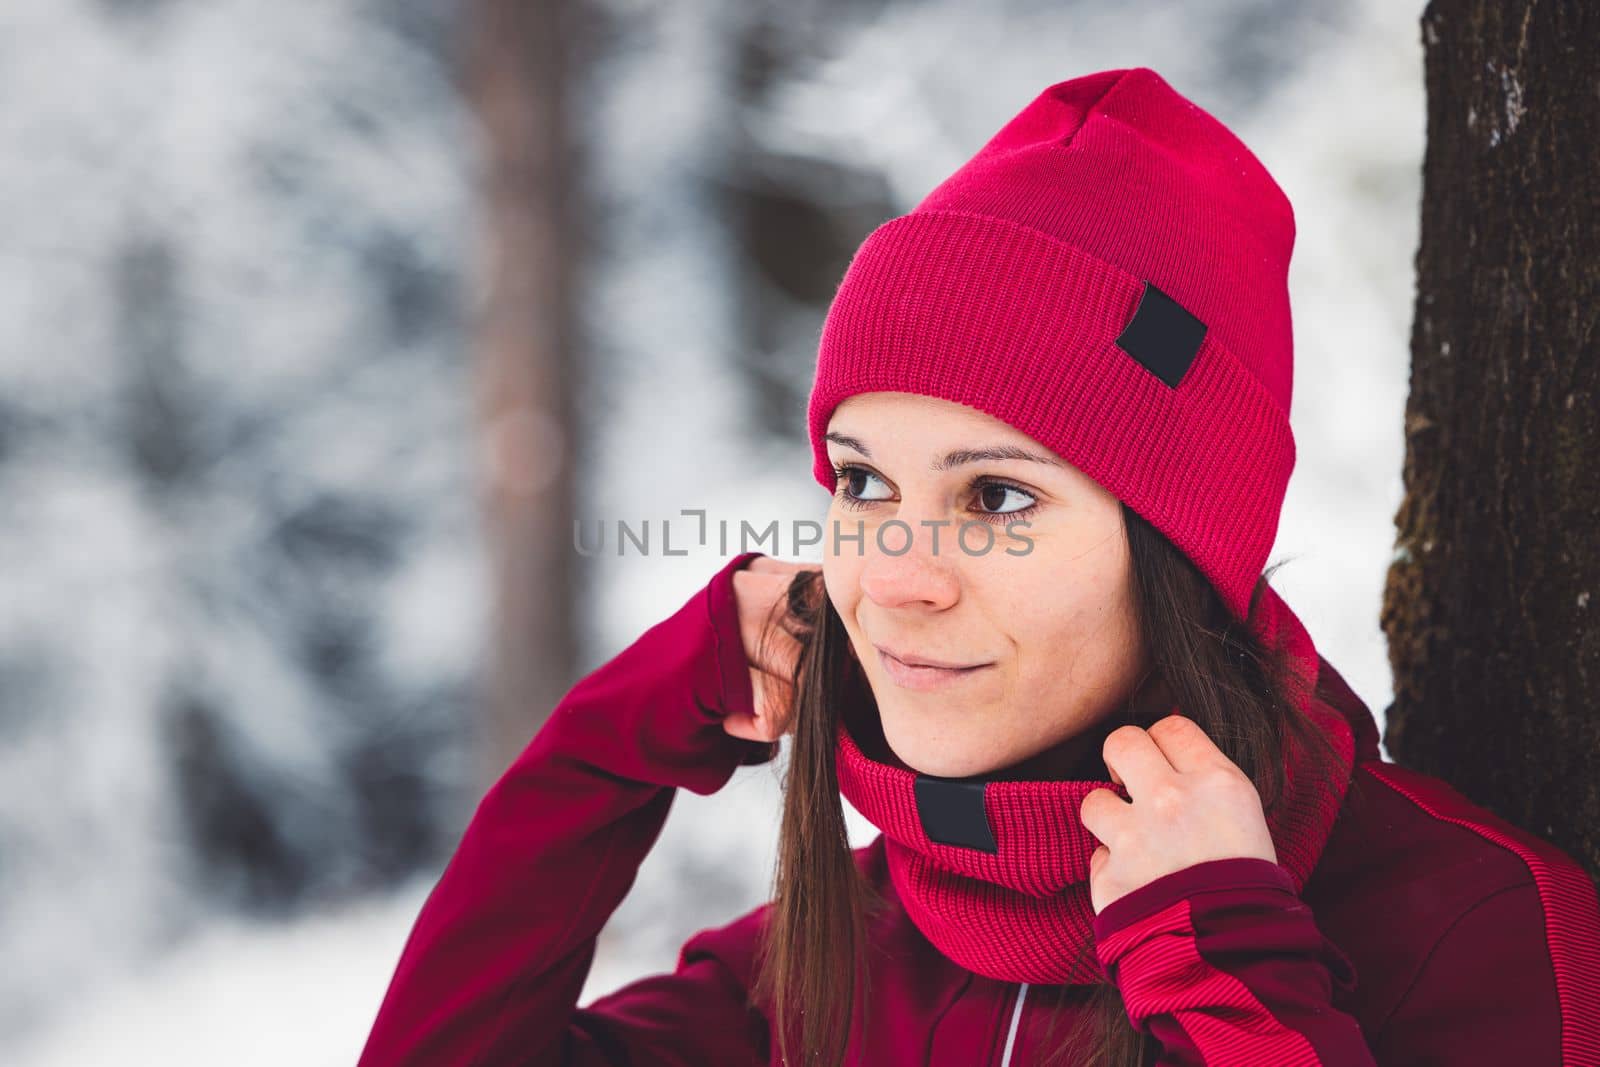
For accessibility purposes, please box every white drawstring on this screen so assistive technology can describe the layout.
[1001,981,1029,1065]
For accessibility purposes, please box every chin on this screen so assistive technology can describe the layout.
[882,729,1006,780]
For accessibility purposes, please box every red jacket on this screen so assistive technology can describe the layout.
[358,551,1600,1066]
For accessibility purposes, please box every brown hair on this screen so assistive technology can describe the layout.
[748,502,1350,1066]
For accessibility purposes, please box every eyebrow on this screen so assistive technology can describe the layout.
[824,431,1064,471]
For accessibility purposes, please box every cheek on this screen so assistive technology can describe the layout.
[1027,592,1140,698]
[1032,536,1130,616]
[821,555,862,636]
[821,552,853,609]
[1005,568,1120,663]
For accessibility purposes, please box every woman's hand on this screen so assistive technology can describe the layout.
[1080,715,1277,915]
[721,556,815,745]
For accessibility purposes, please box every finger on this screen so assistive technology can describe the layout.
[751,624,803,683]
[1144,714,1227,775]
[751,668,795,708]
[721,708,777,743]
[1079,787,1131,844]
[1101,724,1179,798]
[745,555,804,574]
[1103,762,1135,805]
[754,667,799,732]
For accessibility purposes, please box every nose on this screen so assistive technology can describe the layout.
[858,526,961,611]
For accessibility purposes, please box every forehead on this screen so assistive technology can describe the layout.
[829,392,1023,436]
[820,390,1137,513]
[826,394,1089,488]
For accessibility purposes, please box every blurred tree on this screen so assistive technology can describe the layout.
[465,0,581,784]
[715,3,898,444]
[1383,1,1599,878]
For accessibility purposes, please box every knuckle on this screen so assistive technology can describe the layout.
[1103,724,1143,756]
[1200,765,1255,802]
[1148,781,1185,814]
[1148,714,1196,739]
[1220,768,1261,801]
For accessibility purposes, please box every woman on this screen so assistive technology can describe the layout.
[358,67,1600,1065]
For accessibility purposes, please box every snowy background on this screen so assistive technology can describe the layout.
[2,0,1421,1063]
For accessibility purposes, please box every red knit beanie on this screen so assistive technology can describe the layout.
[807,66,1297,629]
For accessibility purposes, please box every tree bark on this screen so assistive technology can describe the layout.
[463,0,580,787]
[1383,1,1600,876]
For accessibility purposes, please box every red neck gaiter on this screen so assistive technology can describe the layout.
[834,585,1356,985]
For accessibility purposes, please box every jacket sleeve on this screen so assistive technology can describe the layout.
[1091,856,1375,1066]
[357,550,779,1067]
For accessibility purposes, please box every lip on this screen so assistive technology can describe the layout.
[875,647,992,691]
[874,645,985,671]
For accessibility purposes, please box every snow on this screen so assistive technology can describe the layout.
[2,0,1427,1061]
[9,874,435,1067]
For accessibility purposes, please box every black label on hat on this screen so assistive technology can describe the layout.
[1115,280,1207,389]
[913,774,998,853]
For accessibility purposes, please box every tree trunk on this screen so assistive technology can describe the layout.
[1383,1,1600,877]
[463,0,580,786]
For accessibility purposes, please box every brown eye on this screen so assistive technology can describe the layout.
[831,464,892,509]
[976,481,1036,516]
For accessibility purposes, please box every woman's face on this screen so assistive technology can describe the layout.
[821,391,1151,780]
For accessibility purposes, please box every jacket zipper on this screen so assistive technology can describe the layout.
[1000,982,1029,1065]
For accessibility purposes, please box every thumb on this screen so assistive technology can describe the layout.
[721,708,773,743]
[1089,843,1110,878]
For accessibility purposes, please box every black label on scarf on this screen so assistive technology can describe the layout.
[914,775,999,853]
